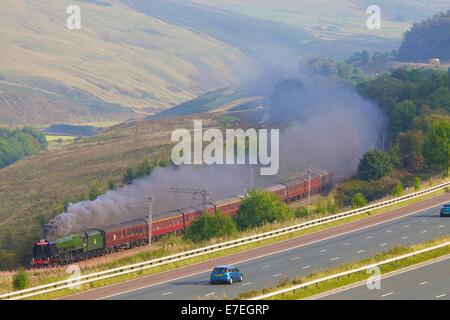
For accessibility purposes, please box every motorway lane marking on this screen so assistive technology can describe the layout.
[357,250,365,253]
[380,243,388,246]
[273,273,282,277]
[205,292,216,297]
[309,255,450,300]
[386,230,392,233]
[436,294,447,299]
[381,292,394,297]
[438,225,445,228]
[421,219,428,223]
[198,281,209,286]
[302,265,311,269]
[343,243,351,246]
[404,224,411,228]
[365,236,373,239]
[94,202,450,300]
[421,230,427,234]
[291,257,300,261]
[242,282,251,286]
[419,281,428,286]
[320,249,327,253]
[401,236,408,240]
[330,257,340,261]
[161,291,173,296]
[261,265,271,269]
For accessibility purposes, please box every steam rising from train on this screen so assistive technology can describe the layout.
[43,74,384,239]
[43,165,269,239]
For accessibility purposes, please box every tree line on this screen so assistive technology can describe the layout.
[0,127,48,169]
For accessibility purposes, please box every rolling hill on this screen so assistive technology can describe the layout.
[0,0,256,126]
[2,0,448,126]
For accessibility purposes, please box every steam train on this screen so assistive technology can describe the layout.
[32,170,332,267]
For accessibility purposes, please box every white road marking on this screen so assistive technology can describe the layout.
[401,236,408,240]
[381,292,394,297]
[242,282,251,286]
[438,225,445,228]
[436,294,447,299]
[366,236,373,239]
[198,281,209,286]
[421,219,428,223]
[320,249,327,253]
[205,292,216,297]
[404,224,410,228]
[273,273,282,277]
[419,281,428,286]
[421,230,427,234]
[96,202,450,300]
[331,257,340,261]
[261,265,271,269]
[291,257,300,261]
[343,242,351,246]
[302,265,311,270]
[161,291,173,296]
[357,250,365,253]
[386,230,392,233]
[380,243,388,246]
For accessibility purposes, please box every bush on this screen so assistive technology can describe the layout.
[236,190,293,229]
[335,179,369,206]
[184,213,237,243]
[13,267,29,290]
[351,193,367,208]
[358,149,394,181]
[88,180,101,201]
[393,181,404,197]
[294,207,310,218]
[414,177,422,190]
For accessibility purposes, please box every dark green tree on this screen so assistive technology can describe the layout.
[235,190,293,229]
[13,267,29,290]
[184,213,237,243]
[89,180,101,201]
[391,100,417,134]
[358,149,394,181]
[397,130,425,172]
[351,193,367,208]
[423,120,450,176]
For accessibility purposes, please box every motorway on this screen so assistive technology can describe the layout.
[316,255,450,300]
[64,192,450,300]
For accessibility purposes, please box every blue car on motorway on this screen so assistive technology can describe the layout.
[440,204,450,217]
[210,265,243,284]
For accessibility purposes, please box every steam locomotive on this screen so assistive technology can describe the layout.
[32,170,332,267]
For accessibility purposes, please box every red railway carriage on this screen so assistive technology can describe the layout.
[151,210,184,239]
[180,204,215,229]
[103,218,149,252]
[282,178,307,200]
[262,184,287,201]
[213,197,242,217]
